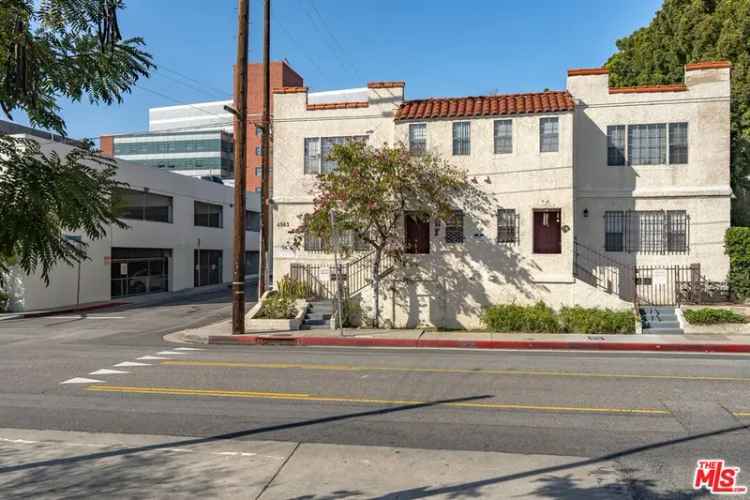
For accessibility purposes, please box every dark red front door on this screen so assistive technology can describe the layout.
[533,209,561,254]
[405,213,430,254]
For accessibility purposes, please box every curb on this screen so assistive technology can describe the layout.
[0,301,129,320]
[197,334,750,353]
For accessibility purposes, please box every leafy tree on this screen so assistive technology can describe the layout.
[605,0,750,225]
[291,142,490,327]
[0,0,152,285]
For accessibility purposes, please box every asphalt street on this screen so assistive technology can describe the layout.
[0,287,748,498]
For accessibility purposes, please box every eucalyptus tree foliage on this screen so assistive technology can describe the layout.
[0,0,152,285]
[291,141,490,327]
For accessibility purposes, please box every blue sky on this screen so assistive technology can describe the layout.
[23,0,662,140]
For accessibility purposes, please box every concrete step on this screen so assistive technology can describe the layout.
[302,318,328,326]
[304,312,332,321]
[640,307,677,315]
[642,327,684,335]
[642,320,681,329]
[640,313,677,320]
[300,324,331,330]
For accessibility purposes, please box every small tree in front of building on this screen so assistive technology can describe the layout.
[291,141,489,328]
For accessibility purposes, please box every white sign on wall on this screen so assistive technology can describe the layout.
[120,263,128,275]
[652,269,667,286]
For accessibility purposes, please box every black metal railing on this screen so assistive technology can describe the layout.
[345,249,395,297]
[573,238,635,302]
[289,263,335,300]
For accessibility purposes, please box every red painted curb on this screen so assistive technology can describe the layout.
[207,334,750,353]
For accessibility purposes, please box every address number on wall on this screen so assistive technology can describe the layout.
[276,221,290,228]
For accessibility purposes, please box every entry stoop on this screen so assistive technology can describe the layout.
[301,301,334,330]
[639,306,684,335]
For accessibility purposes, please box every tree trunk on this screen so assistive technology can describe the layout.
[372,248,382,328]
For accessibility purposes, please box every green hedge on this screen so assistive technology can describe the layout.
[726,228,750,300]
[481,302,635,334]
[559,306,635,334]
[256,293,297,319]
[684,308,746,325]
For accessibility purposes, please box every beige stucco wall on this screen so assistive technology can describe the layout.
[271,66,732,327]
[568,66,732,281]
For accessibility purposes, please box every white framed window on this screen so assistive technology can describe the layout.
[628,124,666,165]
[607,125,626,166]
[493,120,512,154]
[668,122,688,164]
[496,208,518,244]
[540,117,559,152]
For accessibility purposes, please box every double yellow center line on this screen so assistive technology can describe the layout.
[86,384,670,415]
[159,360,750,384]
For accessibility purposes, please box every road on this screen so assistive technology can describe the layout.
[0,289,748,498]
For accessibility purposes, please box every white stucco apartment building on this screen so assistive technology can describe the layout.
[2,133,260,312]
[271,61,732,329]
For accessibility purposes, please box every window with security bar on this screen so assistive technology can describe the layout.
[494,120,512,154]
[445,211,464,244]
[668,122,688,164]
[304,231,327,252]
[452,122,470,155]
[409,123,427,154]
[496,208,518,244]
[604,210,688,253]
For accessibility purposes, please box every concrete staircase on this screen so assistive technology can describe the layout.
[301,301,333,330]
[639,306,683,335]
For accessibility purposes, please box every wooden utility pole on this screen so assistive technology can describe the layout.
[231,0,250,335]
[259,0,271,296]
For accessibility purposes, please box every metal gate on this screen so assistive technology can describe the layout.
[289,263,338,300]
[634,265,697,306]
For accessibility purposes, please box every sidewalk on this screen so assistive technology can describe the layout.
[166,320,750,353]
[0,300,128,321]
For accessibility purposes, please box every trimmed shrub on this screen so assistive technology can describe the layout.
[726,228,750,300]
[257,293,297,319]
[559,306,635,334]
[0,290,7,312]
[684,308,747,325]
[481,302,636,334]
[481,302,560,333]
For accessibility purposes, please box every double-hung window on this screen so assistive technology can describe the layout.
[452,122,470,155]
[604,211,625,251]
[496,209,518,244]
[494,120,512,154]
[607,125,626,166]
[444,211,464,244]
[409,123,427,154]
[540,117,559,152]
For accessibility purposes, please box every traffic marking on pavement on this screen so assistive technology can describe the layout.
[137,356,168,360]
[61,377,105,384]
[114,362,151,367]
[156,351,188,355]
[159,360,750,384]
[85,385,670,415]
[734,411,750,417]
[174,347,204,351]
[89,369,129,375]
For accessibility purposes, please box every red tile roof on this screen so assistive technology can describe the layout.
[307,101,369,111]
[272,87,307,94]
[395,91,575,121]
[368,81,405,89]
[568,67,609,76]
[685,60,731,70]
[609,84,688,94]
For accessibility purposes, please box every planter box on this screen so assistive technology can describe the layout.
[244,292,308,332]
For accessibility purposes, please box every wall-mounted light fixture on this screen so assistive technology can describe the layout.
[484,176,491,184]
[471,177,478,184]
[583,208,589,218]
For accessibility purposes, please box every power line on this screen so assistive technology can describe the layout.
[135,84,233,120]
[302,5,356,81]
[151,71,231,101]
[157,64,232,100]
[308,1,363,81]
[275,16,326,83]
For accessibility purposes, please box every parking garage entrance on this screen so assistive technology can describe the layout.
[111,248,171,298]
